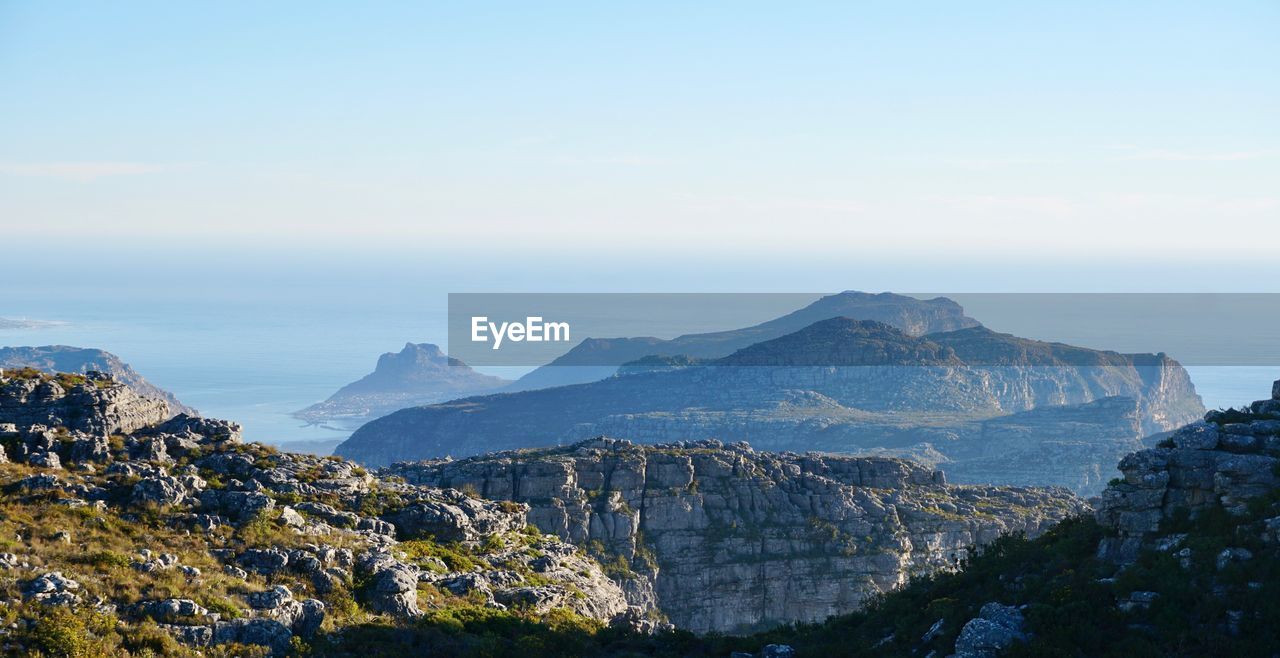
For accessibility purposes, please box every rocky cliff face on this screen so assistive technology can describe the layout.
[0,369,172,443]
[338,319,1204,496]
[1096,379,1280,563]
[0,345,195,416]
[386,438,1086,633]
[295,342,509,424]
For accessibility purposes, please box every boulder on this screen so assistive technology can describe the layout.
[953,603,1026,658]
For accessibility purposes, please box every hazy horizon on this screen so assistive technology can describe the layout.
[2,1,1277,265]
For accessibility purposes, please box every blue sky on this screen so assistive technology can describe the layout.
[2,1,1278,276]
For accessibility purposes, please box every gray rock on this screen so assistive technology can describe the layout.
[953,603,1026,658]
[761,645,796,658]
[24,571,82,606]
[161,623,213,647]
[392,492,525,542]
[248,585,294,610]
[137,598,212,623]
[28,451,61,469]
[493,586,568,614]
[1216,547,1253,571]
[358,552,422,618]
[239,548,289,575]
[278,506,305,528]
[132,475,191,507]
[386,439,1083,633]
[1118,591,1159,612]
[1171,422,1219,450]
[294,599,326,637]
[212,618,292,656]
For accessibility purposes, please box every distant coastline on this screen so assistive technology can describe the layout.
[0,317,65,330]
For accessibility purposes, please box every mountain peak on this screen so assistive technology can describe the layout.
[295,343,510,423]
[716,317,963,366]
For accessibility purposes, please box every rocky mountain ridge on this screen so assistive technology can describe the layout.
[338,318,1204,494]
[385,438,1085,633]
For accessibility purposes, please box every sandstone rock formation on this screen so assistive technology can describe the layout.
[1096,379,1280,563]
[0,369,171,439]
[386,437,1086,633]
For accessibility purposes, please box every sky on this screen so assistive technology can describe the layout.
[2,1,1278,281]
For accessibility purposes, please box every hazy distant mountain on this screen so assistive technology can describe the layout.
[337,318,1204,494]
[0,344,193,416]
[504,291,981,391]
[295,342,510,424]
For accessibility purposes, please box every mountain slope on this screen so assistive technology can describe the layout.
[295,342,510,424]
[504,291,981,391]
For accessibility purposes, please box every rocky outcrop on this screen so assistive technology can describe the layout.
[0,345,195,416]
[0,369,171,438]
[338,319,1204,496]
[951,602,1027,658]
[294,343,509,424]
[386,437,1086,633]
[0,372,633,656]
[1096,379,1280,563]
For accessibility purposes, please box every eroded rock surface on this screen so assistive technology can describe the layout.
[1097,380,1280,563]
[388,437,1086,633]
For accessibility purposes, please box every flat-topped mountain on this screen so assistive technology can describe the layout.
[0,345,194,416]
[337,319,1204,494]
[295,342,510,424]
[505,291,981,391]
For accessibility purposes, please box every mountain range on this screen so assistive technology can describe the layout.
[335,295,1205,494]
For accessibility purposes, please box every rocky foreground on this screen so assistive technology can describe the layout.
[0,367,1084,656]
[0,369,633,656]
